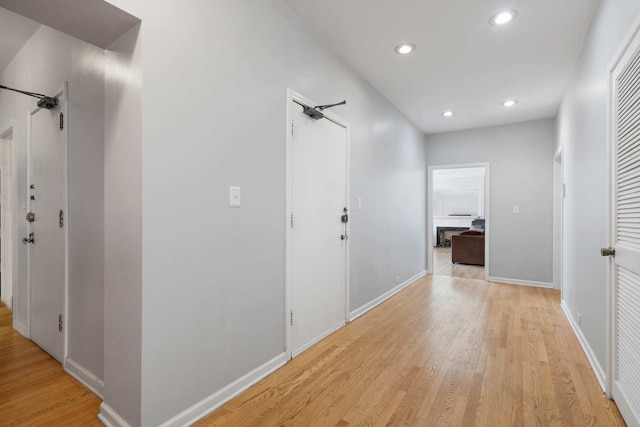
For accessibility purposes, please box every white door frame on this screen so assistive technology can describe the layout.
[0,119,17,313]
[25,82,70,363]
[427,162,491,281]
[553,147,564,293]
[284,89,351,359]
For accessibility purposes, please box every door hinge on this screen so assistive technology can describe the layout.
[59,210,64,228]
[59,113,64,130]
[290,212,294,228]
[58,314,63,332]
[291,120,295,138]
[290,309,294,326]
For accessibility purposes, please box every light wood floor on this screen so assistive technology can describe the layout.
[433,247,485,280]
[1,277,625,426]
[0,302,101,426]
[198,275,624,426]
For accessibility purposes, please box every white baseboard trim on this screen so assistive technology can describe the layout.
[349,270,426,322]
[65,357,104,399]
[13,319,28,338]
[561,301,606,392]
[292,321,345,358]
[158,352,288,427]
[488,276,554,289]
[98,402,132,427]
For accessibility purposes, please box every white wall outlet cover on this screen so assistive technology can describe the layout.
[357,198,363,210]
[229,186,241,207]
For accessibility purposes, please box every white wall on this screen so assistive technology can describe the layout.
[100,1,426,425]
[426,119,556,284]
[557,0,640,379]
[0,25,105,380]
[433,169,485,217]
[103,25,142,426]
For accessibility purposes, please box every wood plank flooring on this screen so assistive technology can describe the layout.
[198,275,624,426]
[0,302,101,427]
[0,275,625,426]
[433,247,485,280]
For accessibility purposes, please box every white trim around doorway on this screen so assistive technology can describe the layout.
[553,146,564,293]
[427,162,491,281]
[0,119,18,318]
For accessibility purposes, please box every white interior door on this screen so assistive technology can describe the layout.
[290,99,347,357]
[28,90,66,363]
[609,31,640,427]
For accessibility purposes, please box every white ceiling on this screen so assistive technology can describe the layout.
[283,0,599,134]
[0,1,140,49]
[0,7,40,72]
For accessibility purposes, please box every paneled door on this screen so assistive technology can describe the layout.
[288,96,348,358]
[27,86,66,363]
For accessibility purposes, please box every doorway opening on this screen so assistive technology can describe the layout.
[0,121,15,311]
[285,89,350,359]
[427,164,490,281]
[553,147,563,292]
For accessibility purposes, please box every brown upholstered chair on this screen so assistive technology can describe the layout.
[451,231,485,265]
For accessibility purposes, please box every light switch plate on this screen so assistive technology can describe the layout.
[229,186,241,207]
[513,205,520,214]
[357,198,363,210]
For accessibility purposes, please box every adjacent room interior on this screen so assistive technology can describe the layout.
[430,166,486,280]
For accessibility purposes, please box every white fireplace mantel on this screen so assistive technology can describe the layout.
[433,216,476,246]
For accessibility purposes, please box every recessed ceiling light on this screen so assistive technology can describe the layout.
[395,43,416,55]
[501,99,518,107]
[489,10,518,26]
[442,110,455,117]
